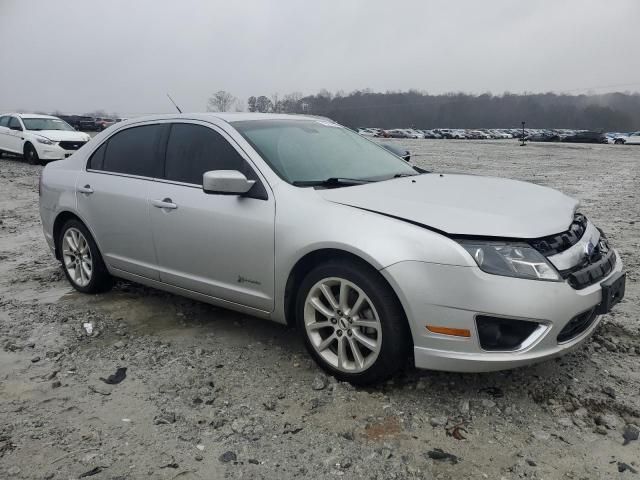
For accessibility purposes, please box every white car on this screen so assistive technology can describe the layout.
[0,113,91,164]
[357,128,378,137]
[623,132,640,145]
[397,129,422,139]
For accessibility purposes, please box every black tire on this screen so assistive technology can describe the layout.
[295,259,411,385]
[24,143,39,165]
[57,218,113,294]
[614,139,624,145]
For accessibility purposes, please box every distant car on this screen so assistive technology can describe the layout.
[385,129,409,138]
[527,132,561,142]
[562,131,608,144]
[0,113,90,164]
[357,128,376,137]
[622,132,640,145]
[402,129,424,139]
[96,118,116,131]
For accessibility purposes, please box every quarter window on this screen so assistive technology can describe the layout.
[0,116,8,127]
[164,123,252,185]
[88,142,107,170]
[102,124,167,177]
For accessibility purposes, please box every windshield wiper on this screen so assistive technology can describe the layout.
[292,177,375,187]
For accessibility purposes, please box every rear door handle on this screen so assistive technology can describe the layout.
[151,198,178,210]
[78,184,93,194]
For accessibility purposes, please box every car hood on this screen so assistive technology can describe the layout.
[318,173,578,238]
[32,130,89,142]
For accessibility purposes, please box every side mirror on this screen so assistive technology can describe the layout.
[9,125,23,132]
[381,143,411,162]
[203,170,255,195]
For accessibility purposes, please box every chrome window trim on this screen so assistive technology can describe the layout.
[83,118,271,199]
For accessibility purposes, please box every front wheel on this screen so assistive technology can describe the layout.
[58,219,113,293]
[296,260,410,385]
[24,143,39,165]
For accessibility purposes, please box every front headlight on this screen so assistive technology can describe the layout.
[459,241,560,281]
[35,137,55,145]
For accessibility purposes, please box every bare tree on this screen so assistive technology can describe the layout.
[207,90,236,112]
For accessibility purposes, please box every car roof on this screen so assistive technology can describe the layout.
[1,113,59,119]
[24,113,58,119]
[116,112,327,127]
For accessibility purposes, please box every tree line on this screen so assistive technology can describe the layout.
[207,89,640,131]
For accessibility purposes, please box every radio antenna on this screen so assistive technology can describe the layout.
[166,93,183,113]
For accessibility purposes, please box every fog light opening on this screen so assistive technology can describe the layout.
[476,316,539,351]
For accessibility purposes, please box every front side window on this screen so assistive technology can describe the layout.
[8,117,22,130]
[233,119,416,185]
[22,118,75,131]
[102,124,167,177]
[164,123,252,184]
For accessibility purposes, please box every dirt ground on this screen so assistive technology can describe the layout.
[0,140,638,480]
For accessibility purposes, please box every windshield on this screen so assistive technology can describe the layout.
[233,119,416,185]
[22,118,75,131]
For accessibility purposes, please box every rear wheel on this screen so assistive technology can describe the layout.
[296,260,410,385]
[58,219,113,293]
[24,143,39,165]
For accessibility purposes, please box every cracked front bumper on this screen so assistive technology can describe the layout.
[381,253,623,372]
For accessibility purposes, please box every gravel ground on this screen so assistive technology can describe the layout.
[0,140,638,480]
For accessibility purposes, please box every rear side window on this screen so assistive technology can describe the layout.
[0,116,8,127]
[164,123,252,185]
[102,124,166,177]
[88,142,107,170]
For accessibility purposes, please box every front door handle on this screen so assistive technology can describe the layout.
[78,184,93,194]
[151,198,178,210]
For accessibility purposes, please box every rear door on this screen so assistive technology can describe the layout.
[5,116,24,153]
[76,123,168,279]
[0,116,11,152]
[148,121,275,312]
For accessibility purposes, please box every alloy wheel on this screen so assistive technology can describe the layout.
[62,227,93,287]
[304,277,382,373]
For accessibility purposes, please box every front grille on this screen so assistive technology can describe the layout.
[530,213,588,256]
[557,308,597,342]
[59,141,86,151]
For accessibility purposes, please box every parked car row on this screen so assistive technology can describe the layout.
[357,127,516,139]
[57,115,124,131]
[357,126,640,144]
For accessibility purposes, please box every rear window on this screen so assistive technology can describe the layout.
[101,124,167,177]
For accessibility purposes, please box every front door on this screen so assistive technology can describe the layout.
[148,122,275,312]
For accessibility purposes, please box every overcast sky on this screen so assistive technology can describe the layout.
[1,0,639,115]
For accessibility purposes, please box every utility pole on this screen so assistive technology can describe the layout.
[520,121,526,146]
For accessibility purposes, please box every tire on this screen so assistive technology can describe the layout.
[295,259,411,385]
[614,139,624,145]
[58,219,113,294]
[24,143,39,165]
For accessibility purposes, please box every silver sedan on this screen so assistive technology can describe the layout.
[39,113,625,384]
